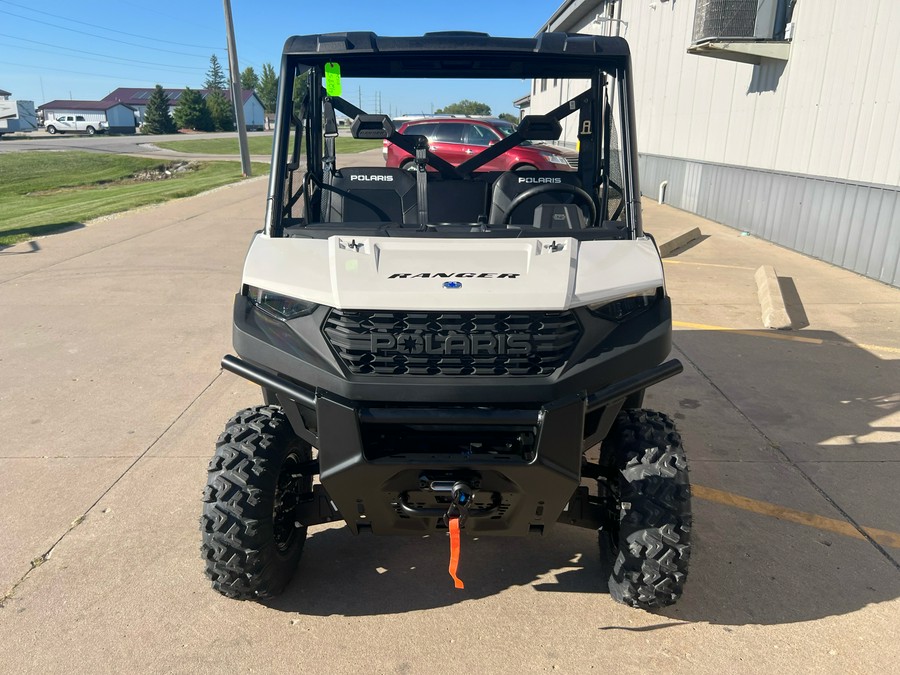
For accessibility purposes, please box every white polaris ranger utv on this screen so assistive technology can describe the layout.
[201,30,691,610]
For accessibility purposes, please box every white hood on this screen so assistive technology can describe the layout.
[242,234,664,311]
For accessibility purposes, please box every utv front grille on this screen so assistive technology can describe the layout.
[565,157,579,169]
[324,310,581,376]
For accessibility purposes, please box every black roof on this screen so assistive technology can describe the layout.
[281,32,630,78]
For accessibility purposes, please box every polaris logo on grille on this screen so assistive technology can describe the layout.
[389,272,520,279]
[518,177,562,184]
[350,174,394,182]
[371,333,533,355]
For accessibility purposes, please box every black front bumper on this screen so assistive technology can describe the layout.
[221,354,682,536]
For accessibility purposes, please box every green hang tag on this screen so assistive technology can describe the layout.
[325,62,342,96]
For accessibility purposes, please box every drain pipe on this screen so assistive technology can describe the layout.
[658,180,668,204]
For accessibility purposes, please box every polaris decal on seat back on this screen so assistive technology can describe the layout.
[350,174,395,181]
[518,177,562,184]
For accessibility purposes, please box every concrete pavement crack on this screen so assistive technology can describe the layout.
[0,371,224,607]
[672,341,900,573]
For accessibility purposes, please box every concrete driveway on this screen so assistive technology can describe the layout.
[1,174,898,673]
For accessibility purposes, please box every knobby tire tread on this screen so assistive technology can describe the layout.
[200,406,309,600]
[599,409,692,610]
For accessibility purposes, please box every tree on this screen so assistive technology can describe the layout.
[240,66,259,91]
[258,62,278,114]
[498,112,518,124]
[292,72,309,117]
[207,89,235,132]
[173,87,212,131]
[142,84,176,135]
[204,54,227,92]
[435,99,491,116]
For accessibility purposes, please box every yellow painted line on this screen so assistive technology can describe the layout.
[673,320,824,344]
[663,260,755,271]
[693,484,900,549]
[855,341,900,356]
[674,320,900,354]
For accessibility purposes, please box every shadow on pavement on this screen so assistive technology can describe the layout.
[265,327,900,625]
[0,222,85,248]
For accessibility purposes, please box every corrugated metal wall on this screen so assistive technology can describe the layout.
[539,0,900,287]
[640,154,900,286]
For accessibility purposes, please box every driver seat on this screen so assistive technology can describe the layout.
[488,170,588,227]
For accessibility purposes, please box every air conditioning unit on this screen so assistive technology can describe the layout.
[689,0,790,64]
[692,0,779,43]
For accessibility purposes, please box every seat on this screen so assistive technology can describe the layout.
[426,174,498,223]
[321,167,418,224]
[488,170,591,227]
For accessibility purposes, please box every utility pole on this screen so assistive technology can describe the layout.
[222,0,251,177]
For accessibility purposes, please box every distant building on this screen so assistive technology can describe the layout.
[103,88,266,131]
[38,100,137,134]
[0,88,11,100]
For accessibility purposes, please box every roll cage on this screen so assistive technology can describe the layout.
[265,32,643,239]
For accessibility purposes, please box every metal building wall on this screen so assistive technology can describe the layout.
[641,154,900,286]
[540,0,900,287]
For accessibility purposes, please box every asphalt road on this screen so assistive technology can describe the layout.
[1,168,899,673]
[0,129,275,162]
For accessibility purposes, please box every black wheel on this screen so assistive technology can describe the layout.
[46,125,57,135]
[401,159,416,172]
[597,409,691,609]
[201,406,314,600]
[86,126,96,136]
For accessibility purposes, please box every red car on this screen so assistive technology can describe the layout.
[383,117,578,172]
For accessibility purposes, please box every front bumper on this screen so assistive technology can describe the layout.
[221,354,682,536]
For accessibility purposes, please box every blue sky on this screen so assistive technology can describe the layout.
[0,0,562,115]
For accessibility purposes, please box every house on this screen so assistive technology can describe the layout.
[535,0,900,288]
[37,100,137,134]
[102,88,266,131]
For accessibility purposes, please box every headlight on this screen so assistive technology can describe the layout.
[541,152,568,165]
[587,288,660,321]
[246,285,318,319]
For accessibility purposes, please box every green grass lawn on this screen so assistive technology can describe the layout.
[0,151,269,247]
[154,135,382,155]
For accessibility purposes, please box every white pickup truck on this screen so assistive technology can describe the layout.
[45,114,108,135]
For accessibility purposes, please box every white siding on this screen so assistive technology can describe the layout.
[542,0,900,188]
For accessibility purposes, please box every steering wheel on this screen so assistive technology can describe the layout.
[502,183,597,226]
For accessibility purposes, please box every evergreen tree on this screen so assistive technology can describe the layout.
[142,85,176,135]
[498,112,518,124]
[173,87,212,131]
[240,66,259,91]
[257,62,278,114]
[204,54,227,92]
[207,89,235,132]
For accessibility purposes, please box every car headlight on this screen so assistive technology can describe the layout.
[246,285,318,319]
[541,152,568,165]
[587,288,660,321]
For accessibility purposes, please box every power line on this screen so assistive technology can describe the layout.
[0,59,186,86]
[0,34,207,73]
[0,0,225,51]
[0,8,216,58]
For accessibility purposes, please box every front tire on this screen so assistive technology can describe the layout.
[597,409,692,609]
[201,406,313,600]
[86,126,96,135]
[46,125,57,134]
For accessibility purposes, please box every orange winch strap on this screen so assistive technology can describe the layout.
[448,517,464,589]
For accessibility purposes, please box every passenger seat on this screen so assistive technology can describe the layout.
[322,168,418,224]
